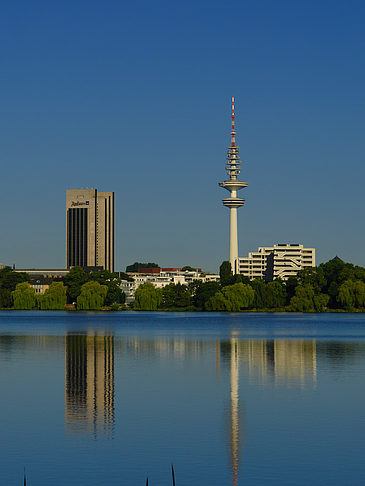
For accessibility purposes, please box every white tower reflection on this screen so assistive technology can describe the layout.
[227,337,242,486]
[223,337,317,485]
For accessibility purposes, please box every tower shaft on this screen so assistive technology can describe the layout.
[230,208,238,273]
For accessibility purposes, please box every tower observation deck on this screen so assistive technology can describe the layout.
[219,96,247,274]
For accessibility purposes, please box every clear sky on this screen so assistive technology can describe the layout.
[1,0,364,273]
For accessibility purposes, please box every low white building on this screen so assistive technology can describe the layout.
[237,244,315,281]
[120,269,220,303]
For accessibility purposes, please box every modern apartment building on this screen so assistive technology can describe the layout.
[237,244,315,281]
[66,189,114,271]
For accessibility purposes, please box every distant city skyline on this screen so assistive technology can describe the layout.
[1,1,365,272]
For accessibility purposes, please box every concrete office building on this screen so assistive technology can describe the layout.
[237,244,315,281]
[66,189,114,271]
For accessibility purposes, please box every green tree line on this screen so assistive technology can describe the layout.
[134,257,365,312]
[3,256,365,312]
[0,266,126,310]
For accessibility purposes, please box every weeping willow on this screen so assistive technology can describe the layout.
[77,281,108,310]
[38,282,67,310]
[12,282,36,310]
[134,282,161,310]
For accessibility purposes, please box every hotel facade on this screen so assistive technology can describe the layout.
[66,189,114,272]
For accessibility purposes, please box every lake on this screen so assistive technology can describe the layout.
[1,311,365,485]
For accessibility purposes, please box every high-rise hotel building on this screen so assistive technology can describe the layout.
[66,189,114,272]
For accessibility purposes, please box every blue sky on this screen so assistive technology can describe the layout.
[1,0,364,272]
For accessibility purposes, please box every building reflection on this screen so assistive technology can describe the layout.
[62,332,316,472]
[65,333,114,437]
[221,338,317,387]
[221,337,318,485]
[64,334,208,438]
[114,336,209,360]
[273,340,317,386]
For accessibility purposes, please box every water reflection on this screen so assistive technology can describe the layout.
[114,336,210,359]
[226,338,241,486]
[221,337,317,485]
[1,330,365,484]
[65,333,115,438]
[221,339,317,387]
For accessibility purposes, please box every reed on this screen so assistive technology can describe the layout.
[171,464,176,486]
[144,465,176,485]
[21,465,176,484]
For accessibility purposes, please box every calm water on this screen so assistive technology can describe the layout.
[1,312,365,486]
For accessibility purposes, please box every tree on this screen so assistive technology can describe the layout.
[251,279,266,308]
[126,262,159,272]
[104,281,125,305]
[337,279,365,310]
[354,280,365,308]
[289,284,328,313]
[337,280,354,310]
[313,293,330,312]
[354,266,365,283]
[205,291,228,311]
[89,270,125,305]
[38,282,67,310]
[12,282,37,310]
[320,257,347,286]
[64,266,89,302]
[249,279,285,309]
[221,283,255,311]
[192,281,221,310]
[265,280,286,308]
[181,266,197,271]
[77,281,108,310]
[327,281,340,308]
[220,261,234,287]
[0,288,12,308]
[290,284,315,312]
[296,267,326,294]
[161,283,192,308]
[0,267,29,292]
[205,283,254,311]
[285,276,298,303]
[134,282,162,311]
[187,280,201,298]
[110,302,121,311]
[233,273,251,285]
[319,257,355,307]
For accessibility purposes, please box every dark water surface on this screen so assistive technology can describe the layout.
[1,311,365,485]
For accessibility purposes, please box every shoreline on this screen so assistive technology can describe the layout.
[1,308,365,314]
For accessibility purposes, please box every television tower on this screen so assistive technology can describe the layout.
[219,96,247,274]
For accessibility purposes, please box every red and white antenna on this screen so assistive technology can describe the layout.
[231,95,236,147]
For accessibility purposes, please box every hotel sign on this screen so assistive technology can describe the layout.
[71,201,89,207]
